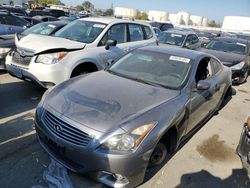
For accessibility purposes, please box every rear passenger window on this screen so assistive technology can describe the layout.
[144,26,153,39]
[128,24,144,42]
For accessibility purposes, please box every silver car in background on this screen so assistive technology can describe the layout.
[35,46,232,187]
[5,17,158,88]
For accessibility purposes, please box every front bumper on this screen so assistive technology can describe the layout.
[5,55,69,88]
[237,124,250,176]
[35,110,151,187]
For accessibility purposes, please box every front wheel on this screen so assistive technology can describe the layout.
[148,142,168,167]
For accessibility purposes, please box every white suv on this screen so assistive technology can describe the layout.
[6,17,158,88]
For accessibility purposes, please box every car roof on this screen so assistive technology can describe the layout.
[37,20,67,26]
[214,37,248,44]
[164,29,195,35]
[79,17,151,26]
[139,45,209,60]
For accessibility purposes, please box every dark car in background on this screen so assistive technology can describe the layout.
[0,36,14,69]
[0,6,28,16]
[0,10,30,35]
[0,21,67,70]
[149,21,174,31]
[35,46,232,188]
[159,29,201,50]
[237,115,250,177]
[29,8,66,18]
[200,37,250,84]
[196,30,218,47]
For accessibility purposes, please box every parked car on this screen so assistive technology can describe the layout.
[200,37,250,84]
[0,21,67,70]
[237,115,250,177]
[196,30,217,47]
[149,21,174,31]
[32,15,59,22]
[0,6,28,16]
[158,29,201,50]
[6,17,158,88]
[0,36,14,69]
[0,10,30,35]
[29,8,66,18]
[35,46,232,188]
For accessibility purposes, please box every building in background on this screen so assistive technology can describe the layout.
[148,10,169,22]
[114,7,138,19]
[222,16,250,31]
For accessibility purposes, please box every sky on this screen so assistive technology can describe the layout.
[62,0,250,22]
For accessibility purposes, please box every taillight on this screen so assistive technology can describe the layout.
[247,116,250,129]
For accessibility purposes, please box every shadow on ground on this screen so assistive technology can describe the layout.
[175,168,250,188]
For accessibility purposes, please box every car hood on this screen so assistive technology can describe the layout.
[15,34,85,54]
[46,71,180,133]
[200,48,245,66]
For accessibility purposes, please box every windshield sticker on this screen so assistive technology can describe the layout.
[171,34,182,37]
[48,24,56,28]
[169,56,190,63]
[93,24,106,28]
[236,42,246,47]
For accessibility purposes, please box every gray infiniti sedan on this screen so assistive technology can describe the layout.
[35,46,232,188]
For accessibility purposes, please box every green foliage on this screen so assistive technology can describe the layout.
[37,0,61,5]
[82,1,94,11]
[208,20,221,28]
[105,8,113,16]
[135,12,148,20]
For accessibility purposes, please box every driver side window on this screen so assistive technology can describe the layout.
[185,35,193,46]
[195,58,213,83]
[99,24,126,46]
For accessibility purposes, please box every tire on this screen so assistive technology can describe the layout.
[148,142,168,167]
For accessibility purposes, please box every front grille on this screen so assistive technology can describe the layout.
[42,110,92,147]
[12,50,32,66]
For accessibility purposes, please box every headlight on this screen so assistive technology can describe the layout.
[0,48,11,54]
[103,122,157,152]
[36,52,67,65]
[231,61,245,70]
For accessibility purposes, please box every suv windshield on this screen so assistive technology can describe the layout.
[158,32,186,46]
[54,20,106,43]
[206,40,246,55]
[108,49,192,90]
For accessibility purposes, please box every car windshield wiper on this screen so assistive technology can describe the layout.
[132,77,170,89]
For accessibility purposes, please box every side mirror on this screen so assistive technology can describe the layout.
[197,80,211,90]
[105,39,117,50]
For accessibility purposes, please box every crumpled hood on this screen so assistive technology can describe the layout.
[200,48,245,66]
[46,71,180,132]
[15,34,85,54]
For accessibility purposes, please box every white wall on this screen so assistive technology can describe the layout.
[114,7,138,19]
[222,16,250,31]
[148,10,169,22]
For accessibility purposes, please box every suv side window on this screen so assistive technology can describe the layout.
[144,26,153,39]
[99,24,126,46]
[185,35,193,45]
[128,24,144,42]
[1,15,26,27]
[210,58,222,75]
[192,34,199,44]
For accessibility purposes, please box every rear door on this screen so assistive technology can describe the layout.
[0,16,7,35]
[1,15,27,34]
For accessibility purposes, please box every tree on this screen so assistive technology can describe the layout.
[76,5,84,11]
[82,1,94,11]
[135,12,148,20]
[105,8,113,16]
[208,20,221,28]
[37,0,61,5]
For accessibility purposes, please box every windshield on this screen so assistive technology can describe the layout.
[22,22,61,36]
[206,40,246,55]
[108,50,192,90]
[54,20,106,43]
[158,32,186,46]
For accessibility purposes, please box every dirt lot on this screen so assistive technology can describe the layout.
[0,71,250,188]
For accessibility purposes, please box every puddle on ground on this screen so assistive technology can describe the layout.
[196,134,237,162]
[238,89,248,93]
